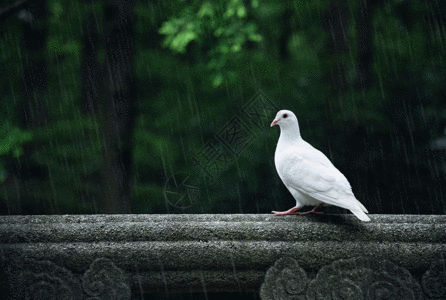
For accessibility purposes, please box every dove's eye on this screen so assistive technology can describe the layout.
[283,114,288,119]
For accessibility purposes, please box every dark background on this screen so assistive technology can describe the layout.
[0,0,445,216]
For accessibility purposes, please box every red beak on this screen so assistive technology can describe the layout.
[270,119,279,127]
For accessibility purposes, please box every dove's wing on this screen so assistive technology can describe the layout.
[277,146,364,212]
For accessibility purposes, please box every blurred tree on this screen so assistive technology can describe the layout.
[356,0,372,90]
[19,0,49,130]
[4,0,51,214]
[101,0,136,213]
[81,12,100,115]
[320,0,350,94]
[278,9,293,60]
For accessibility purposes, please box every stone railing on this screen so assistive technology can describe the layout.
[0,214,445,299]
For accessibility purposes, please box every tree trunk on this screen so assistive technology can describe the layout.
[101,0,136,214]
[279,9,293,60]
[20,0,49,130]
[321,2,350,94]
[7,0,50,214]
[356,0,373,90]
[81,12,100,115]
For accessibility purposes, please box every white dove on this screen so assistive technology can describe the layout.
[270,110,371,222]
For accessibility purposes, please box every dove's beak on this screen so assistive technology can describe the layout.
[270,119,279,127]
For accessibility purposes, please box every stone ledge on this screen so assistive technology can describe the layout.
[0,214,445,299]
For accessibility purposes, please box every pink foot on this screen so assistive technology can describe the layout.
[299,203,324,215]
[272,204,324,216]
[272,207,303,215]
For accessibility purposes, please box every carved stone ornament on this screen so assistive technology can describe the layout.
[11,259,83,300]
[260,257,309,300]
[82,257,131,300]
[422,258,446,298]
[261,257,424,300]
[307,257,423,300]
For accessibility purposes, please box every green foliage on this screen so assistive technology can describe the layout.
[32,118,102,170]
[158,0,263,87]
[0,124,33,181]
[28,117,102,213]
[0,126,32,157]
[47,37,81,57]
[159,9,201,54]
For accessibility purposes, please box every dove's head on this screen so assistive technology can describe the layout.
[270,110,298,128]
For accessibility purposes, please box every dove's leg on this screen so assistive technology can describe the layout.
[272,206,304,215]
[299,203,324,215]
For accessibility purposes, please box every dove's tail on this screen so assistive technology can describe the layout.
[357,201,368,213]
[350,207,371,222]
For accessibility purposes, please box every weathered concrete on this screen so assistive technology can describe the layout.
[0,214,445,299]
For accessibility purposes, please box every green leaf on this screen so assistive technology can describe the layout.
[212,74,223,87]
[214,27,224,37]
[248,33,262,42]
[237,6,246,18]
[197,3,214,18]
[231,44,241,52]
[159,22,177,35]
[171,31,197,53]
[224,8,235,19]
